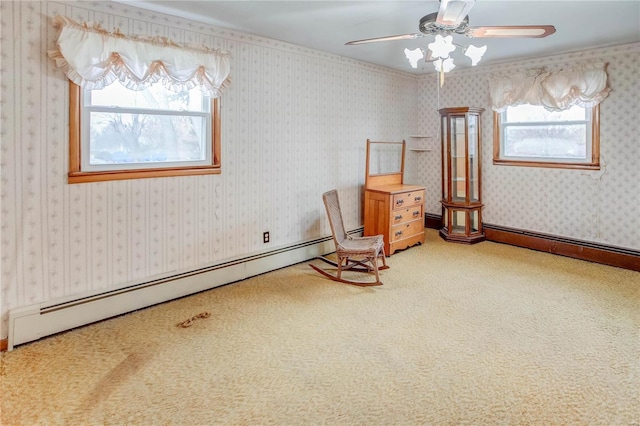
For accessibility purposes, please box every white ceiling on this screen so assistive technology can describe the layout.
[125,0,640,74]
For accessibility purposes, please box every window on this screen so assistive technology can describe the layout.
[69,81,221,183]
[51,15,230,183]
[493,103,599,169]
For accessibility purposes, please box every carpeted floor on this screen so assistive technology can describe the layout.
[1,229,639,425]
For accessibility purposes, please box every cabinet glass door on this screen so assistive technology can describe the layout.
[442,116,448,201]
[470,209,479,233]
[468,114,479,203]
[452,210,466,234]
[451,116,467,202]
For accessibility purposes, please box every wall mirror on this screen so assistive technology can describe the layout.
[365,139,406,188]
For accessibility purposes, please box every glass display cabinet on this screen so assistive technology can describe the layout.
[439,107,485,244]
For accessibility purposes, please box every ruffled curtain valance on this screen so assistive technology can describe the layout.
[48,15,231,97]
[489,63,610,112]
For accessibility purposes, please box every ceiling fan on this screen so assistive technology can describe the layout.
[345,0,555,73]
[345,0,556,46]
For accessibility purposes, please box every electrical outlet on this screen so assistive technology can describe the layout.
[263,231,270,244]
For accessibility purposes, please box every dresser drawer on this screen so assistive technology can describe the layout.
[390,219,424,242]
[392,190,424,210]
[391,206,423,225]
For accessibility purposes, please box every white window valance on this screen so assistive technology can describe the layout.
[48,15,231,97]
[489,63,610,112]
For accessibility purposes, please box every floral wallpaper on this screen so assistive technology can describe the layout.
[1,1,637,341]
[0,1,419,338]
[414,44,640,251]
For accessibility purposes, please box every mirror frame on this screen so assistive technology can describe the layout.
[365,139,406,188]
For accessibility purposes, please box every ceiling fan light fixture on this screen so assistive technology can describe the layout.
[345,0,555,81]
[404,47,424,68]
[424,49,435,62]
[428,34,456,59]
[433,57,456,73]
[463,44,487,66]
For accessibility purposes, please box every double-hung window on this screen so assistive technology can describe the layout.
[69,81,221,183]
[49,15,230,183]
[493,103,599,169]
[490,64,608,170]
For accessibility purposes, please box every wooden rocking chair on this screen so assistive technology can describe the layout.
[310,189,389,286]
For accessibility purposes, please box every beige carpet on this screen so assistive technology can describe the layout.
[1,230,639,425]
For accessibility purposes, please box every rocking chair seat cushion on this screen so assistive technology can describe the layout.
[337,235,384,256]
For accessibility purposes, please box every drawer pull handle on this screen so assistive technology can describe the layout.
[412,210,420,217]
[396,199,404,206]
[395,215,403,221]
[395,231,403,238]
[414,196,422,202]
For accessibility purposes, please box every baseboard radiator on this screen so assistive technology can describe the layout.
[424,213,639,272]
[483,223,640,272]
[8,230,355,350]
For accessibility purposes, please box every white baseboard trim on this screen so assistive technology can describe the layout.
[7,230,355,350]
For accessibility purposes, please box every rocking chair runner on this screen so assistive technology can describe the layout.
[310,190,389,286]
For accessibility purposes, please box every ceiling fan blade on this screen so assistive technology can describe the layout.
[345,33,423,45]
[436,0,476,28]
[468,26,556,38]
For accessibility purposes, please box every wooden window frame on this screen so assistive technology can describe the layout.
[493,105,600,170]
[68,82,221,183]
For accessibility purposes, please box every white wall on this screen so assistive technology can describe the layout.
[414,44,640,251]
[0,1,420,339]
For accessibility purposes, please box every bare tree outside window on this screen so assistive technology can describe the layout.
[68,80,221,183]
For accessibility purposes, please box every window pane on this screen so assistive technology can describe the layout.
[89,80,206,112]
[504,124,587,159]
[505,104,586,123]
[88,112,207,165]
[494,103,598,169]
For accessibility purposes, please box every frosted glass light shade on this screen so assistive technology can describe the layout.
[404,48,424,68]
[464,44,487,66]
[428,35,456,59]
[433,57,456,73]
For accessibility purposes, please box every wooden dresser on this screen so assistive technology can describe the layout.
[364,140,425,256]
[364,184,425,256]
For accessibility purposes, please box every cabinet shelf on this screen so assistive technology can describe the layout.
[409,148,432,152]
